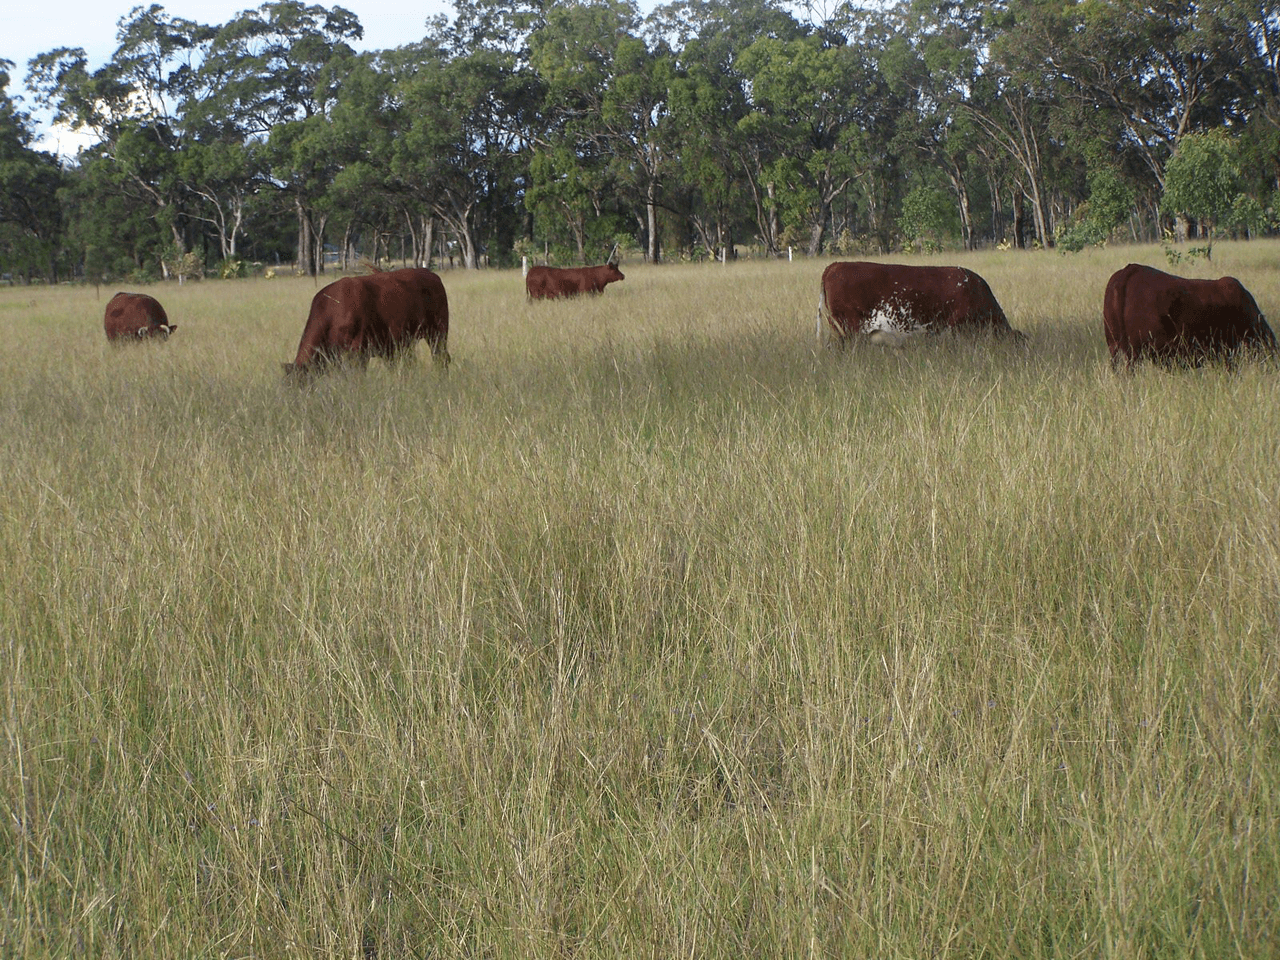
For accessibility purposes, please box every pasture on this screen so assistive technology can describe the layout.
[3,243,1279,958]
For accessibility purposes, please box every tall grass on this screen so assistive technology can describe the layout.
[3,243,1279,958]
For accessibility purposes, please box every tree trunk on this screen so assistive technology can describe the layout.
[312,214,328,275]
[949,165,974,251]
[646,188,660,264]
[807,216,825,258]
[1012,189,1026,250]
[1027,181,1050,248]
[296,200,314,276]
[453,224,478,269]
[418,215,435,268]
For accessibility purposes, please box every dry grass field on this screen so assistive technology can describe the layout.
[2,242,1279,958]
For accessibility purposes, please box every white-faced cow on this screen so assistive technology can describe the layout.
[525,262,625,300]
[283,267,450,375]
[817,261,1021,346]
[1102,263,1275,368]
[104,292,175,342]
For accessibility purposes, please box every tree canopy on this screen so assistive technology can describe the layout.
[5,0,1278,282]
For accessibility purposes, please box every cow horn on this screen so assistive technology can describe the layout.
[137,326,149,338]
[607,242,620,266]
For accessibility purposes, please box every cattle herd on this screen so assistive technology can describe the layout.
[103,258,1276,372]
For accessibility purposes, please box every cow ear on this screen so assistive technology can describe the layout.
[167,324,177,335]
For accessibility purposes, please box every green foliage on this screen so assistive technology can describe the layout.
[1161,129,1242,229]
[898,184,958,252]
[1056,217,1103,254]
[162,247,202,281]
[1058,166,1135,253]
[1083,166,1135,237]
[736,35,870,255]
[1226,194,1274,237]
[829,228,875,256]
[1160,230,1212,266]
[0,62,64,280]
[10,0,1280,281]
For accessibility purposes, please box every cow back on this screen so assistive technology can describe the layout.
[1103,263,1274,366]
[291,267,449,369]
[104,292,172,341]
[526,264,624,300]
[820,261,1013,338]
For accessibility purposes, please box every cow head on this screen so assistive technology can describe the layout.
[604,261,625,282]
[139,323,176,339]
[282,360,328,382]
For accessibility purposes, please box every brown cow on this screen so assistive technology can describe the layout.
[104,292,175,342]
[525,262,625,300]
[817,261,1020,345]
[283,267,450,374]
[1103,263,1275,368]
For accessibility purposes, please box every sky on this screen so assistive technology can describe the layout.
[7,1,456,75]
[6,1,455,152]
[8,0,676,155]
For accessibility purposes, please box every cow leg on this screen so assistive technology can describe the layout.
[427,332,451,368]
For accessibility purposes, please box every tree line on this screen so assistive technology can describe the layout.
[1,0,1277,283]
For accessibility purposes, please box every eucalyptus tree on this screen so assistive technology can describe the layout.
[736,33,869,255]
[176,137,260,263]
[608,35,678,262]
[978,0,1261,243]
[824,7,913,252]
[424,0,546,266]
[27,4,216,275]
[0,61,64,280]
[61,143,166,279]
[877,7,985,249]
[526,1,635,260]
[652,0,803,257]
[388,24,540,269]
[198,1,364,274]
[1012,0,1252,192]
[531,0,674,263]
[524,143,623,262]
[1161,128,1245,255]
[388,44,485,269]
[1214,0,1280,195]
[895,0,1058,247]
[308,52,404,266]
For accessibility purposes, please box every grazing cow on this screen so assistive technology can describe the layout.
[104,292,175,342]
[525,262,625,300]
[1102,263,1275,368]
[817,261,1020,345]
[283,267,450,374]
